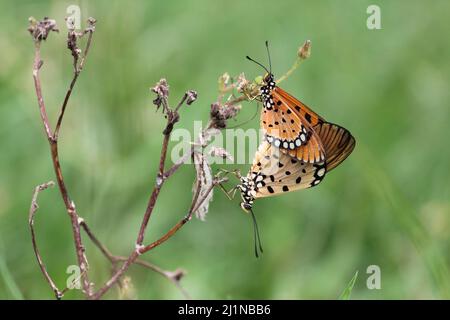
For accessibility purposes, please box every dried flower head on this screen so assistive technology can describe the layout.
[151,78,170,111]
[210,102,241,129]
[86,17,97,33]
[65,15,76,31]
[298,40,311,60]
[218,72,231,91]
[28,17,59,41]
[67,29,81,62]
[166,268,187,282]
[186,90,198,105]
[235,72,249,93]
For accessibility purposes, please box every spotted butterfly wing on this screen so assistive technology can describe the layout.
[259,77,326,163]
[239,141,326,208]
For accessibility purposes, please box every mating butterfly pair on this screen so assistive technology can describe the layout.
[236,42,355,256]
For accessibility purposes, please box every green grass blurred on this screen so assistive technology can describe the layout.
[1,0,449,299]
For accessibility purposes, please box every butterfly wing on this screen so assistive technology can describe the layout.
[273,87,325,125]
[281,132,325,163]
[248,141,326,199]
[260,100,308,146]
[261,87,326,163]
[314,121,355,171]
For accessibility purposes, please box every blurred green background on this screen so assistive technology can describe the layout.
[1,0,449,299]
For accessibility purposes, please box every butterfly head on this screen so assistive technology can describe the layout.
[263,73,275,85]
[246,41,275,92]
[240,202,252,212]
[262,73,276,91]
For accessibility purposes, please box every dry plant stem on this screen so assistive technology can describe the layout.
[79,220,115,264]
[54,30,94,140]
[224,94,249,107]
[275,57,305,84]
[91,93,192,299]
[91,176,223,300]
[29,180,85,299]
[136,119,173,246]
[79,221,189,298]
[28,181,62,299]
[136,93,189,246]
[32,32,94,297]
[139,181,218,254]
[121,258,191,299]
[30,17,252,300]
[32,42,52,139]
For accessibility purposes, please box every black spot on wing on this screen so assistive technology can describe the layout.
[304,113,312,123]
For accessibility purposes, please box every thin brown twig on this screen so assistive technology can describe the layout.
[32,42,53,140]
[224,94,249,107]
[119,257,190,299]
[174,92,188,113]
[28,181,62,299]
[136,91,189,246]
[28,180,88,299]
[79,220,115,264]
[54,21,95,140]
[91,175,224,300]
[129,259,191,299]
[79,220,190,298]
[139,178,222,255]
[29,17,97,297]
[135,133,170,246]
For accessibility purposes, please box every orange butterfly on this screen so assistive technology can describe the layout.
[247,42,346,164]
[239,122,355,212]
[237,122,355,256]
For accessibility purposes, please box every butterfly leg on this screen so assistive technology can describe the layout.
[215,168,242,200]
[216,168,242,179]
[218,183,238,201]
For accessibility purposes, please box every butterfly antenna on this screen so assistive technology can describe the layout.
[249,209,264,258]
[227,103,260,129]
[265,40,272,74]
[246,55,270,74]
